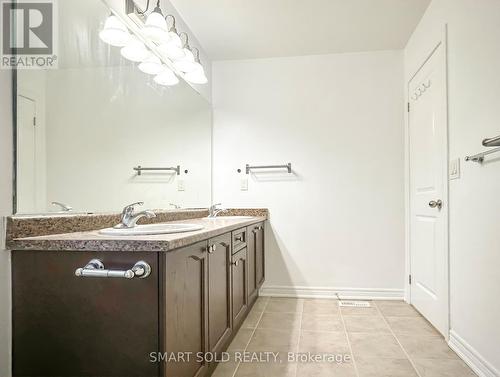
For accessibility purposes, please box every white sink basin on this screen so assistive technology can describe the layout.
[99,223,204,236]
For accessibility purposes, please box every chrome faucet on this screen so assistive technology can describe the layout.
[169,203,181,209]
[114,202,156,229]
[208,203,228,218]
[51,201,73,212]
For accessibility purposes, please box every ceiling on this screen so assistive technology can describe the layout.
[169,0,431,61]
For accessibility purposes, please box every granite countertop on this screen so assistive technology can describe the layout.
[7,216,267,252]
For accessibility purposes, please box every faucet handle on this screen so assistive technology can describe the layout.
[122,202,144,216]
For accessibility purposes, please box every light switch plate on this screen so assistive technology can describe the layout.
[240,178,248,191]
[177,180,185,191]
[449,158,460,180]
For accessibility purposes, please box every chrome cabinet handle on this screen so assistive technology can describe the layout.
[235,236,243,242]
[75,259,151,279]
[207,244,216,254]
[231,260,239,267]
[428,199,443,210]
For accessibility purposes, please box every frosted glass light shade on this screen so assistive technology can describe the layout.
[144,11,169,43]
[138,55,164,75]
[154,67,179,86]
[99,15,130,47]
[173,48,197,72]
[158,33,185,60]
[121,36,151,62]
[184,65,208,84]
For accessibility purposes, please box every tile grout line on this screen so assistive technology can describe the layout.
[230,297,269,377]
[292,299,304,377]
[339,304,361,377]
[375,303,423,377]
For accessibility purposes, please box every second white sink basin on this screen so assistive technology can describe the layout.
[99,223,204,236]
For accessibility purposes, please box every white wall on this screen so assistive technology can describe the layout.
[0,69,13,376]
[213,51,405,297]
[405,0,500,374]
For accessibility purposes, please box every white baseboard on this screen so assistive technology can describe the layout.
[448,330,499,377]
[259,285,404,300]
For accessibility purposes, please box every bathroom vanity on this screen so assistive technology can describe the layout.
[8,213,266,377]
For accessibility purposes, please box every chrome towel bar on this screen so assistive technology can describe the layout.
[483,135,500,147]
[465,146,500,163]
[75,259,151,279]
[246,163,292,174]
[466,134,500,163]
[133,165,180,175]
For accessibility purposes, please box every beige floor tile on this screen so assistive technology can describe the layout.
[234,361,296,377]
[348,333,406,359]
[377,302,421,317]
[303,300,340,315]
[266,298,304,313]
[241,309,263,329]
[258,312,301,330]
[386,316,441,336]
[397,335,460,359]
[246,329,299,352]
[355,357,418,377]
[374,300,407,306]
[228,328,254,352]
[212,361,240,377]
[340,306,380,316]
[296,361,356,377]
[299,330,351,355]
[253,297,270,312]
[343,315,391,333]
[413,358,476,377]
[301,313,344,332]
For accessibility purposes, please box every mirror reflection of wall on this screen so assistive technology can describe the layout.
[15,0,212,215]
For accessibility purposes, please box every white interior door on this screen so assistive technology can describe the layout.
[17,94,38,213]
[408,43,449,337]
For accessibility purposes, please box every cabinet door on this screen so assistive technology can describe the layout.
[12,251,159,377]
[208,233,232,354]
[255,224,265,288]
[231,248,248,327]
[165,241,209,377]
[246,225,257,302]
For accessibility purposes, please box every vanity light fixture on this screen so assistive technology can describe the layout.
[184,48,208,84]
[143,0,169,43]
[173,32,197,73]
[120,35,152,62]
[157,15,185,60]
[154,66,179,86]
[138,55,164,75]
[99,14,130,46]
[99,2,208,85]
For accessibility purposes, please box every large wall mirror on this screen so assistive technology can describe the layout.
[14,0,212,215]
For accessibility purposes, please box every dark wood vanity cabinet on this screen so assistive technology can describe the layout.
[12,225,265,377]
[12,251,160,377]
[247,222,265,302]
[164,241,209,377]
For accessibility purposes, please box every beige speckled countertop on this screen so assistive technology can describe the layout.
[7,216,267,252]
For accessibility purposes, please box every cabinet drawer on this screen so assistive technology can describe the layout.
[232,228,247,253]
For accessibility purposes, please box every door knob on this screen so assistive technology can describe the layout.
[428,199,443,210]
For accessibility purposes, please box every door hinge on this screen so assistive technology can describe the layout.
[408,275,412,285]
[33,117,36,126]
[407,102,410,112]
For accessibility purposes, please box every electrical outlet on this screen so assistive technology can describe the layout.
[177,180,185,191]
[240,178,248,191]
[449,158,460,180]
